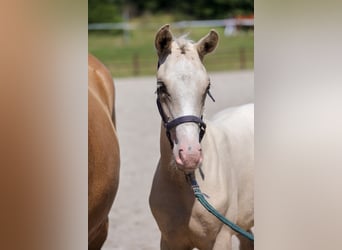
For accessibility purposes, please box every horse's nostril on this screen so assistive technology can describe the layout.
[178,149,184,158]
[177,149,185,166]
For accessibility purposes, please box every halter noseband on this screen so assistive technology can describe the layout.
[156,98,206,148]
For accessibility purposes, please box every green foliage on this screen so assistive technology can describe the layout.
[88,0,254,23]
[88,0,122,23]
[180,0,252,19]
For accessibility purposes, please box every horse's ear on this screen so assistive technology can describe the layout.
[155,24,173,56]
[196,30,219,60]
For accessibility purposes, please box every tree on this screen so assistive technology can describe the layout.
[88,0,122,23]
[88,0,254,23]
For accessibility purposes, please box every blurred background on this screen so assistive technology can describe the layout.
[88,0,254,77]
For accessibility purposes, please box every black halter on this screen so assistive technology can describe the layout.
[156,98,206,148]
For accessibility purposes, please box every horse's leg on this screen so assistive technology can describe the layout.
[160,235,192,250]
[237,230,254,250]
[212,227,233,250]
[160,236,171,250]
[89,218,109,250]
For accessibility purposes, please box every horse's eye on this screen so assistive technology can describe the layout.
[156,81,169,97]
[157,85,166,94]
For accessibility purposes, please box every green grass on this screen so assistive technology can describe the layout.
[89,19,254,77]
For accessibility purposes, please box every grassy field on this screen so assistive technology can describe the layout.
[89,18,253,77]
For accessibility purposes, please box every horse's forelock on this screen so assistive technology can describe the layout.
[174,35,194,55]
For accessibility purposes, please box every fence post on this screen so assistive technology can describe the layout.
[133,53,140,76]
[239,48,246,69]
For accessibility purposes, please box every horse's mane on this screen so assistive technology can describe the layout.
[174,34,194,54]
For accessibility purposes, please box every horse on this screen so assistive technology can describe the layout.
[88,54,120,249]
[149,24,254,250]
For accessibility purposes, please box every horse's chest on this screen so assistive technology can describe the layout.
[189,207,220,236]
[154,199,222,248]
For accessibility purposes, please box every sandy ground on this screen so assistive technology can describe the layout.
[102,71,254,250]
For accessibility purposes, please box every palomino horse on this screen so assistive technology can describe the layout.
[149,25,254,250]
[88,54,120,249]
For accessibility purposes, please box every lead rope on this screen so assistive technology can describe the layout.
[186,173,254,242]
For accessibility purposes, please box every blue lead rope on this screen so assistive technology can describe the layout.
[186,174,254,242]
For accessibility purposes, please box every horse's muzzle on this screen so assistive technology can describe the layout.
[174,142,203,171]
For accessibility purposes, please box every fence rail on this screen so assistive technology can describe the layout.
[88,18,254,31]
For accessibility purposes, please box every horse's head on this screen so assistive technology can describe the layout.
[155,24,219,172]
